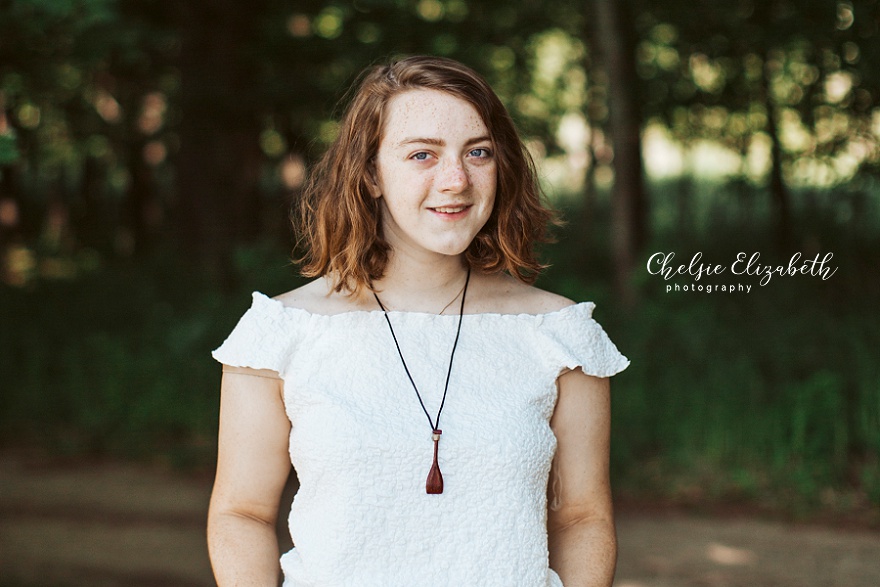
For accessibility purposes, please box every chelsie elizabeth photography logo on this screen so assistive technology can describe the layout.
[647,252,838,294]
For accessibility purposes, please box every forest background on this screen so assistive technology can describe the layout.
[1,0,879,524]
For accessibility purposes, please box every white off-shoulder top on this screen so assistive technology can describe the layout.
[213,292,629,587]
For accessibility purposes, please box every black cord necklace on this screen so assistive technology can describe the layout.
[373,266,471,494]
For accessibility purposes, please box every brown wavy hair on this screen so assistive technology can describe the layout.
[294,55,558,295]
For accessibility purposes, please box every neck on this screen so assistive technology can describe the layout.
[370,251,470,313]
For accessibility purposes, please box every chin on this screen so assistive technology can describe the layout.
[430,239,476,257]
[431,229,486,256]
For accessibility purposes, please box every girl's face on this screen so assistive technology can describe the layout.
[371,89,496,262]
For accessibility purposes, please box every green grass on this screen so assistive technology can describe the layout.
[1,200,878,517]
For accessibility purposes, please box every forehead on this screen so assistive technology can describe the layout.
[381,89,488,144]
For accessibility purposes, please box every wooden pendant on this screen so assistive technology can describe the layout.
[426,429,443,494]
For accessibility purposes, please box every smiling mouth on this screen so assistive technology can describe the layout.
[429,205,471,214]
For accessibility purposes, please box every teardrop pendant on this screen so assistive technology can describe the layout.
[374,268,469,496]
[426,429,443,494]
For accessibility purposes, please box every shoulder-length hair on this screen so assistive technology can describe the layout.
[295,55,557,295]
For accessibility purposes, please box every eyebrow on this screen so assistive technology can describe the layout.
[397,135,492,148]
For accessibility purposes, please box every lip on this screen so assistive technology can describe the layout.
[428,204,472,220]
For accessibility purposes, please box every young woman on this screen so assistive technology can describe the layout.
[208,55,629,587]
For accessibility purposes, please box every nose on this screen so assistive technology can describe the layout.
[438,157,470,193]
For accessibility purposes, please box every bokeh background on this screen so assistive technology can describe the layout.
[1,0,879,585]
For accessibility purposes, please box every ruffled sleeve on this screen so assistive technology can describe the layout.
[211,292,300,374]
[537,302,630,378]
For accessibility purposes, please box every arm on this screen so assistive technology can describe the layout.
[547,369,616,587]
[208,365,292,587]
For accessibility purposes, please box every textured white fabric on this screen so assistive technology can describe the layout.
[212,291,629,587]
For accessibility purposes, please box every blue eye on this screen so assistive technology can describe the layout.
[411,152,429,161]
[469,148,491,158]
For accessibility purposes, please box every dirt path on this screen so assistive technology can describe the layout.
[1,454,878,587]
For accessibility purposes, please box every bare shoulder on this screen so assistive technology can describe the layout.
[272,277,328,310]
[272,276,371,315]
[474,272,576,315]
[222,364,283,380]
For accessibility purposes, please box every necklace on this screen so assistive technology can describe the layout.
[376,279,467,315]
[373,267,471,494]
[438,280,467,315]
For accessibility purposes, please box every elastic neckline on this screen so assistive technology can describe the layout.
[250,291,595,320]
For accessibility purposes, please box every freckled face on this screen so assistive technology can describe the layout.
[371,89,496,260]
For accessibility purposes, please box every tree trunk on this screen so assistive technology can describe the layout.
[760,65,791,251]
[125,139,155,257]
[678,149,693,238]
[590,0,648,307]
[175,0,265,284]
[77,154,108,250]
[580,46,602,233]
[581,128,598,231]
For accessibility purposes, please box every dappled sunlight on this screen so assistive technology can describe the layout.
[2,243,35,286]
[643,124,684,179]
[143,140,167,166]
[689,140,742,179]
[137,92,166,135]
[825,71,854,104]
[689,53,726,94]
[16,102,41,128]
[286,13,310,38]
[745,132,773,181]
[93,88,121,123]
[556,111,590,155]
[706,542,758,566]
[779,109,814,153]
[280,154,306,190]
[313,7,343,40]
[837,2,855,31]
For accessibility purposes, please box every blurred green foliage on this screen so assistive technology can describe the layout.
[548,190,880,516]
[1,0,878,263]
[2,0,880,519]
[2,192,879,518]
